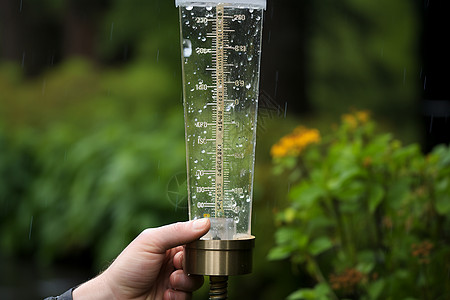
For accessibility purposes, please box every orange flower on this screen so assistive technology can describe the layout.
[356,110,370,123]
[270,143,288,158]
[411,240,434,264]
[342,114,358,129]
[329,268,365,293]
[341,110,371,129]
[270,126,321,158]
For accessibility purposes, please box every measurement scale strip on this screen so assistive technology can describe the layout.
[215,4,225,218]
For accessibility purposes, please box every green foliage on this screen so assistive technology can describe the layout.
[269,112,450,299]
[310,0,419,112]
[308,0,420,144]
[0,58,186,267]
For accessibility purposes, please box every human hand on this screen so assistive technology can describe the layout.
[73,218,210,300]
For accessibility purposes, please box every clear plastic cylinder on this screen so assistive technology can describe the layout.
[178,2,264,240]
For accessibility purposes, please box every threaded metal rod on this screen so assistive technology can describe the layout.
[209,276,228,300]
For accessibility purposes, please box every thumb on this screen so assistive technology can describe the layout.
[145,219,210,253]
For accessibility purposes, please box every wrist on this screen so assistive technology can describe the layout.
[72,272,115,300]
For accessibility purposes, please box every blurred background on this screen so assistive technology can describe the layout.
[0,0,447,299]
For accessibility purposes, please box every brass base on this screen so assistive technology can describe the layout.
[184,236,255,276]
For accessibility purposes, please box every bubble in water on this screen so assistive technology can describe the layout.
[246,83,251,89]
[234,216,240,223]
[247,55,253,61]
[198,109,202,113]
[201,37,207,42]
[246,195,251,203]
[194,159,198,163]
[186,6,193,10]
[201,149,206,153]
[206,6,212,11]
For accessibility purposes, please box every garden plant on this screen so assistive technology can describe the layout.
[269,111,450,300]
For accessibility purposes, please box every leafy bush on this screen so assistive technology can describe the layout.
[0,59,187,268]
[269,111,450,300]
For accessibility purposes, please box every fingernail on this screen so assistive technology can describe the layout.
[193,218,209,230]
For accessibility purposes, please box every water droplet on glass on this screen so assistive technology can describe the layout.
[183,39,192,57]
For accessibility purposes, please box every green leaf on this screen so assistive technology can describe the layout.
[435,178,450,214]
[287,288,316,300]
[367,279,385,300]
[290,182,325,209]
[308,237,334,256]
[287,283,332,300]
[275,227,309,249]
[435,194,450,215]
[385,178,411,209]
[368,184,384,213]
[327,167,362,192]
[267,245,292,261]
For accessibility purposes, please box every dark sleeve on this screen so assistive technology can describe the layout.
[44,286,75,300]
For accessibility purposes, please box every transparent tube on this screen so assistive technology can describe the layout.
[179,3,264,240]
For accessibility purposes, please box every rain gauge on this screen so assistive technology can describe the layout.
[176,0,266,298]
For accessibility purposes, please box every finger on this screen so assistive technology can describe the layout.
[164,289,192,300]
[170,269,204,292]
[144,219,210,253]
[173,251,183,270]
